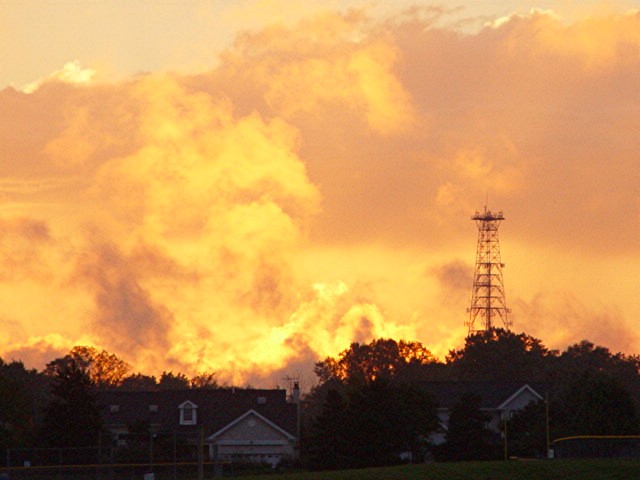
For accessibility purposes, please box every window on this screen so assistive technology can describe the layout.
[179,401,198,425]
[183,405,194,422]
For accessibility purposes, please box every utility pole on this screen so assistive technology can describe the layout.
[198,426,204,480]
[546,391,551,458]
[283,376,301,460]
[467,206,511,334]
[503,412,509,461]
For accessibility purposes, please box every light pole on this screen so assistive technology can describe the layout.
[149,433,156,474]
[503,410,509,461]
[545,391,551,458]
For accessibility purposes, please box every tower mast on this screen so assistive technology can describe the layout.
[467,206,511,334]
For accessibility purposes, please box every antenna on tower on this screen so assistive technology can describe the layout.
[466,205,511,334]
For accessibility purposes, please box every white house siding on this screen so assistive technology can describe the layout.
[501,388,542,412]
[208,412,295,466]
[215,414,289,442]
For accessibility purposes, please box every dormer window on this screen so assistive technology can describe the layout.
[183,405,194,422]
[178,400,198,425]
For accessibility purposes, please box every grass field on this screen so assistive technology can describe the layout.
[230,459,640,480]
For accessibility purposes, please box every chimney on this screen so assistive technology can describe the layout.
[292,381,300,403]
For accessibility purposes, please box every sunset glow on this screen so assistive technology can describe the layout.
[1,1,639,386]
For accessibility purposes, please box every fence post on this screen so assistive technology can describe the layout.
[150,432,154,474]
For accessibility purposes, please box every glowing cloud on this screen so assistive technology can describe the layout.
[22,60,96,94]
[1,6,639,384]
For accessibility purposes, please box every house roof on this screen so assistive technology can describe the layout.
[98,388,297,437]
[419,381,550,410]
[497,384,543,409]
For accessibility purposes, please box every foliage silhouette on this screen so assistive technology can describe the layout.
[508,399,548,458]
[306,379,438,469]
[446,328,554,382]
[314,338,440,385]
[44,346,131,389]
[40,355,103,447]
[433,392,499,461]
[552,371,640,437]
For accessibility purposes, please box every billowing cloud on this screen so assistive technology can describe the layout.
[1,6,639,384]
[513,291,639,354]
[22,60,96,94]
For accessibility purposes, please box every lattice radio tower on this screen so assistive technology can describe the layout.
[466,206,511,334]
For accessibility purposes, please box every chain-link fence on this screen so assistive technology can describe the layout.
[3,431,222,480]
[552,436,640,459]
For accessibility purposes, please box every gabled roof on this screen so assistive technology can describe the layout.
[420,381,550,410]
[207,409,296,442]
[99,388,297,437]
[497,384,543,410]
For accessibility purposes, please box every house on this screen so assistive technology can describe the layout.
[420,382,548,444]
[99,387,299,466]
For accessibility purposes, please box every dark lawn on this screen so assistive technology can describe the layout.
[229,459,640,480]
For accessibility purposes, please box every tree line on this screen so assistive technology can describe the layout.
[0,345,219,455]
[1,329,639,469]
[303,330,640,468]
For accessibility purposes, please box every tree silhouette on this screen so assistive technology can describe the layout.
[314,338,440,385]
[120,372,158,390]
[434,392,499,461]
[553,340,640,401]
[508,399,548,458]
[446,328,554,382]
[305,378,438,469]
[0,360,37,456]
[158,371,190,389]
[306,388,350,470]
[41,356,102,447]
[45,346,131,389]
[190,372,218,389]
[553,371,640,437]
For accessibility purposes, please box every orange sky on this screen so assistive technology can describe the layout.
[1,3,639,387]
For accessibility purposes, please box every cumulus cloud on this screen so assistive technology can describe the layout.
[0,7,639,382]
[22,60,96,94]
[1,334,75,369]
[513,291,640,354]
